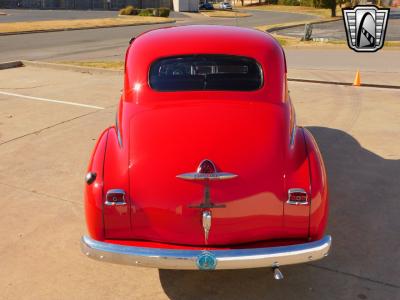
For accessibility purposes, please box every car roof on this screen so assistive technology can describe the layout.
[125,25,286,102]
[131,25,281,60]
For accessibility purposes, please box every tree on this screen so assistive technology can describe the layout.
[321,0,337,17]
[329,0,336,17]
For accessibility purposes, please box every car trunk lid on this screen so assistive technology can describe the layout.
[129,100,289,246]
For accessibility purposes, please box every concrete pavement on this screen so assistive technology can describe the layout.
[0,64,399,299]
[284,48,400,73]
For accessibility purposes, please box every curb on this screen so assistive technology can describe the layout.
[288,78,400,90]
[0,61,23,70]
[200,10,252,18]
[266,18,340,33]
[0,19,175,36]
[21,60,123,75]
[200,13,251,18]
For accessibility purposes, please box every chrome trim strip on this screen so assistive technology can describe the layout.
[290,124,297,147]
[287,188,309,205]
[115,114,122,148]
[81,235,331,270]
[176,172,238,181]
[289,98,297,147]
[104,201,127,206]
[105,189,127,206]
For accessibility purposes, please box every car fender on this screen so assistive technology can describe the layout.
[303,128,329,240]
[84,128,110,241]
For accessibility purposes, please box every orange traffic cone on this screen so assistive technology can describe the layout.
[353,70,361,86]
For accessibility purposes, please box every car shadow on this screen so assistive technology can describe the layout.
[159,126,400,299]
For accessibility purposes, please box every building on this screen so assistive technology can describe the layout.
[172,0,198,11]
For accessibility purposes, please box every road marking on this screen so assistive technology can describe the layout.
[0,90,104,110]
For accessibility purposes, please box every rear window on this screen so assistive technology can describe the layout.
[149,55,263,91]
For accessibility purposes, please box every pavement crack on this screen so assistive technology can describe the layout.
[0,84,50,90]
[0,181,82,206]
[309,264,400,289]
[0,109,102,146]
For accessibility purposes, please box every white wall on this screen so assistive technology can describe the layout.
[173,0,199,12]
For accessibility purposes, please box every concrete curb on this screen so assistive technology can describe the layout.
[288,78,400,90]
[0,61,24,70]
[200,13,251,18]
[266,17,340,33]
[0,19,175,36]
[200,10,252,18]
[21,60,123,75]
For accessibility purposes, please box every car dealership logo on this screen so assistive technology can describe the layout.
[343,5,390,52]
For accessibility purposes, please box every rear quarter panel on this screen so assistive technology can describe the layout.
[84,128,109,241]
[303,128,329,240]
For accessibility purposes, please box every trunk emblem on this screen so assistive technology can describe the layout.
[202,210,212,243]
[176,159,238,181]
[177,159,237,243]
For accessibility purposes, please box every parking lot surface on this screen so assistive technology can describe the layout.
[0,65,399,299]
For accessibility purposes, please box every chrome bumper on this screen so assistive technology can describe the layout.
[81,235,331,270]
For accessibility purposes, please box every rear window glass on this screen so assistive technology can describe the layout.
[149,55,263,91]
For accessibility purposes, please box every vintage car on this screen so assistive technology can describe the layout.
[81,25,331,279]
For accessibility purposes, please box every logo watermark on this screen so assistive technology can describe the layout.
[343,5,390,52]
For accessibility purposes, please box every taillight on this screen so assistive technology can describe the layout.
[287,188,309,205]
[105,189,126,206]
[197,159,217,174]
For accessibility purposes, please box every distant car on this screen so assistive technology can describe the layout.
[219,2,232,9]
[81,25,331,278]
[199,2,214,10]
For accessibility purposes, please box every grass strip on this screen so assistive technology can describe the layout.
[0,16,173,34]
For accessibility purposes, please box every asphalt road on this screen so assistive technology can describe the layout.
[277,8,400,41]
[0,9,316,62]
[1,9,399,72]
[0,65,399,300]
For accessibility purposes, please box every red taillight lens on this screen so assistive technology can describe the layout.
[105,189,126,206]
[288,188,308,205]
[197,159,216,174]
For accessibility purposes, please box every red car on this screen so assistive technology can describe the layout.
[81,25,331,279]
